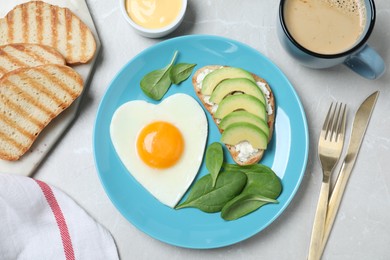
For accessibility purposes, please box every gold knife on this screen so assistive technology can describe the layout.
[319,91,379,257]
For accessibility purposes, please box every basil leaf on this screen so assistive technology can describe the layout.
[175,171,247,213]
[169,63,196,84]
[221,193,278,221]
[140,51,178,100]
[205,142,224,187]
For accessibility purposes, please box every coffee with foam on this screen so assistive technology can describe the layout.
[283,0,366,55]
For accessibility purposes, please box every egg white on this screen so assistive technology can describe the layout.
[110,93,208,208]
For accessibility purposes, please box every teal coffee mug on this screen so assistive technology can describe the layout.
[277,0,385,79]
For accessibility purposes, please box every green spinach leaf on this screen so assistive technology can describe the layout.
[170,63,196,84]
[140,51,178,100]
[221,193,278,221]
[205,142,224,187]
[175,171,247,213]
[175,150,283,221]
[221,163,282,220]
[223,163,275,173]
[243,171,282,198]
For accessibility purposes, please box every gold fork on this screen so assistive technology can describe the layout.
[308,102,347,260]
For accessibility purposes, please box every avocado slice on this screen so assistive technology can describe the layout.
[210,78,265,105]
[201,67,255,95]
[221,122,268,149]
[214,94,266,119]
[219,111,269,139]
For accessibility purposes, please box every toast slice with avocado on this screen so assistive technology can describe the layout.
[192,65,275,165]
[0,64,83,161]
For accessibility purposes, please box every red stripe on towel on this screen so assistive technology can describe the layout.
[35,180,75,260]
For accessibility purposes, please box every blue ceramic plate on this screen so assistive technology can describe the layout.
[93,35,308,249]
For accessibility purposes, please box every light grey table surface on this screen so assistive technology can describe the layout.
[34,0,390,259]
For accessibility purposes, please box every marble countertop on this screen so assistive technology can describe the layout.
[33,0,390,259]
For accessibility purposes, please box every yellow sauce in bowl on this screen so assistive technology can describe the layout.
[126,0,183,29]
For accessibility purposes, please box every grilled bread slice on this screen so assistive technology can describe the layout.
[0,43,65,78]
[0,1,96,64]
[193,65,275,165]
[0,64,83,161]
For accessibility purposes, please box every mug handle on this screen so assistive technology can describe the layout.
[344,45,386,80]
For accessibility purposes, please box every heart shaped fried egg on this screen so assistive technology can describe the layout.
[110,93,208,208]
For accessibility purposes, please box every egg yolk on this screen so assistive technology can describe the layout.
[136,121,184,169]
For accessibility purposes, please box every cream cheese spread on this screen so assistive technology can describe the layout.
[235,141,259,162]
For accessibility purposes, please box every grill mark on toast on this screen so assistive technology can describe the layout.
[0,48,27,68]
[0,109,36,140]
[67,75,83,97]
[44,65,83,93]
[0,83,47,129]
[6,10,14,42]
[2,78,56,118]
[21,4,29,43]
[65,9,73,63]
[36,1,43,44]
[36,68,79,100]
[8,44,26,52]
[80,22,87,63]
[51,5,58,50]
[40,3,51,47]
[3,82,54,122]
[18,45,50,65]
[9,44,47,65]
[0,66,7,74]
[0,131,25,156]
[0,44,66,78]
[38,45,66,64]
[56,65,83,85]
[57,8,67,62]
[24,76,65,109]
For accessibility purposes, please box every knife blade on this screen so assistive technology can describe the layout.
[319,90,379,257]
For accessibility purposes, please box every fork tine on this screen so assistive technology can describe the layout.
[323,102,339,141]
[330,103,343,141]
[323,102,346,142]
[329,103,340,141]
[322,102,334,138]
[336,104,347,141]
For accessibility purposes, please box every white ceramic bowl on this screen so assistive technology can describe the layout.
[120,0,187,38]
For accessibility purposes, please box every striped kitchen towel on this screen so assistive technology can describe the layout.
[0,174,119,260]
